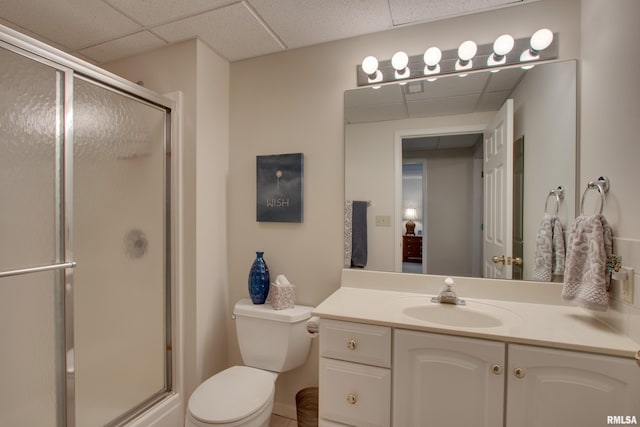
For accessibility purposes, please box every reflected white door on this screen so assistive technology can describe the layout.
[483,99,514,279]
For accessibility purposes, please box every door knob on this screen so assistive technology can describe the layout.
[512,257,523,265]
[491,256,506,264]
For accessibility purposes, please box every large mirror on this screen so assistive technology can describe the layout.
[345,60,577,282]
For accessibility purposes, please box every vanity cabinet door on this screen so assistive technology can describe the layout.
[506,344,640,427]
[393,329,506,427]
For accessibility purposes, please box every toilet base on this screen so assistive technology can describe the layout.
[185,394,273,427]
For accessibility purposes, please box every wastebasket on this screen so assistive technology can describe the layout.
[295,386,318,427]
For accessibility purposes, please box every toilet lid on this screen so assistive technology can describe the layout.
[188,366,275,424]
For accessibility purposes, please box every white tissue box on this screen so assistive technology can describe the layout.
[269,282,296,310]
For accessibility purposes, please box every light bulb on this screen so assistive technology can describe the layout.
[457,40,477,62]
[423,47,442,67]
[488,34,514,67]
[493,34,514,57]
[391,51,409,71]
[520,49,538,62]
[361,56,379,76]
[530,28,553,52]
[455,40,476,72]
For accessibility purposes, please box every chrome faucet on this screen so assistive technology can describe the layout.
[431,277,466,305]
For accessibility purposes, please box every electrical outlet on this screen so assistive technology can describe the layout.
[621,268,634,305]
[611,267,634,305]
[375,215,391,226]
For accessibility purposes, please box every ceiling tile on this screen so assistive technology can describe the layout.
[475,90,511,111]
[0,0,141,50]
[345,103,408,124]
[152,2,283,61]
[484,67,525,92]
[79,31,167,64]
[408,72,489,101]
[389,0,523,26]
[345,84,404,109]
[104,0,235,26]
[249,0,393,49]
[0,17,68,51]
[407,94,480,118]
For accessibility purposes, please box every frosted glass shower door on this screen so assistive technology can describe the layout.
[72,77,170,426]
[0,46,66,426]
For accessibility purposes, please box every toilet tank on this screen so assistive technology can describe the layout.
[233,299,313,372]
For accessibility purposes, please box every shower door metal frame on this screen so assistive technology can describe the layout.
[0,24,177,427]
[0,38,77,426]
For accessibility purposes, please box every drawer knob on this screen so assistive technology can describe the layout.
[491,364,503,375]
[347,339,357,351]
[346,393,357,405]
[513,367,526,378]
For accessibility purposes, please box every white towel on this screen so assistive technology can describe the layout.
[533,214,565,282]
[561,214,613,311]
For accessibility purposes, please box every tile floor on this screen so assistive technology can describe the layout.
[270,414,297,427]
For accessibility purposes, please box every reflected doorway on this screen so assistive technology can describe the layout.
[402,133,484,276]
[402,162,424,273]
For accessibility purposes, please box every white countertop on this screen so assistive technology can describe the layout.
[313,285,640,359]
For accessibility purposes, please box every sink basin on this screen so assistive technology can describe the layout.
[402,303,506,328]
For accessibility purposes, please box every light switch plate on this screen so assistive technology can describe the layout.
[375,215,391,226]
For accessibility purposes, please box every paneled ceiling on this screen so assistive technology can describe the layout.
[0,0,535,64]
[344,65,526,124]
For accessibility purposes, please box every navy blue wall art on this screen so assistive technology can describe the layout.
[256,153,304,222]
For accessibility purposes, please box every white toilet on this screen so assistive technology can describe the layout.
[185,299,314,427]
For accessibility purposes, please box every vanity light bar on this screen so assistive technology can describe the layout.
[357,30,558,87]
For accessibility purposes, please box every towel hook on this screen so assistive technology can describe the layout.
[544,186,564,216]
[580,176,609,215]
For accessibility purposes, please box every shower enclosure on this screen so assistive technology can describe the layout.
[1,26,176,426]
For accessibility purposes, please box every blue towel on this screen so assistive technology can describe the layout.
[351,201,368,268]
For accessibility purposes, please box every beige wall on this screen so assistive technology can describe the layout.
[580,0,640,334]
[106,0,640,419]
[230,0,581,415]
[511,60,577,280]
[194,40,231,388]
[106,38,231,400]
[580,0,640,238]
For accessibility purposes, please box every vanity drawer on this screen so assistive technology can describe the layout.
[319,358,391,427]
[320,319,391,368]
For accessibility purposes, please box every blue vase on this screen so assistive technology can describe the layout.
[248,251,270,304]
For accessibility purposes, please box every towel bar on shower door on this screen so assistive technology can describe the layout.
[0,261,76,279]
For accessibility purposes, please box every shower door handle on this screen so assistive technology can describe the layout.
[0,261,76,278]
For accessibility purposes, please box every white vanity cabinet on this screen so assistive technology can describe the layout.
[393,329,506,427]
[393,329,640,427]
[319,319,392,427]
[506,344,640,427]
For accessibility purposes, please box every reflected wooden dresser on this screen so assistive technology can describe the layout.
[402,235,422,263]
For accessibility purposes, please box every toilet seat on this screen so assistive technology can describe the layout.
[188,366,276,424]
